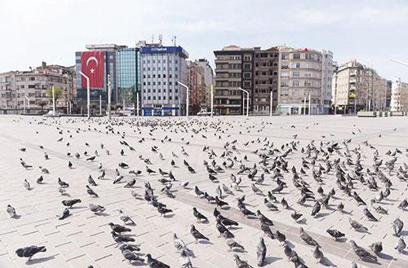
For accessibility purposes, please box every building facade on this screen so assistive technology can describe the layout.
[253,47,279,114]
[277,47,330,115]
[194,59,214,109]
[0,62,74,112]
[333,60,389,113]
[116,47,139,108]
[391,78,408,112]
[213,45,254,115]
[140,45,189,116]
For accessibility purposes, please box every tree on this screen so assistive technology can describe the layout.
[46,86,63,103]
[37,100,48,114]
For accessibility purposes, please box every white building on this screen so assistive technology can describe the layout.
[140,45,189,116]
[391,78,408,112]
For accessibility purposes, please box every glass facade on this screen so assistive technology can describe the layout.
[116,48,138,106]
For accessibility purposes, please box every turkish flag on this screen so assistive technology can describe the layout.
[81,51,105,89]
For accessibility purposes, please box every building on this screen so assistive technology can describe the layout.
[116,47,139,108]
[333,60,388,113]
[213,45,333,115]
[0,62,74,112]
[277,46,332,115]
[213,45,254,115]
[391,78,408,112]
[75,44,129,111]
[140,44,189,116]
[194,59,214,109]
[187,59,214,114]
[253,47,279,114]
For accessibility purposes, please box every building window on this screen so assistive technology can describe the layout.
[293,54,300,59]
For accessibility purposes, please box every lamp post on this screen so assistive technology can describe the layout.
[136,90,140,117]
[308,93,311,115]
[107,74,111,119]
[80,71,90,119]
[178,81,189,118]
[237,87,249,117]
[269,90,273,117]
[52,86,56,114]
[210,85,214,118]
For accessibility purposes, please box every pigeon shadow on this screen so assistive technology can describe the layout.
[198,240,213,245]
[264,256,282,265]
[335,237,347,243]
[399,230,408,236]
[26,255,56,265]
[71,206,87,210]
[314,212,330,219]
[13,215,22,219]
[319,256,337,267]
[95,212,110,217]
[377,252,394,260]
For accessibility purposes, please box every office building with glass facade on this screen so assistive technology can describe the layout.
[116,47,139,108]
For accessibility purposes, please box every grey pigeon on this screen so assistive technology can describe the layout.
[363,208,378,221]
[349,218,368,232]
[369,242,382,255]
[146,253,170,268]
[395,237,406,253]
[257,237,266,266]
[121,249,144,264]
[300,227,320,247]
[89,203,105,214]
[393,218,404,237]
[15,245,46,261]
[234,254,254,268]
[7,204,16,218]
[350,240,377,262]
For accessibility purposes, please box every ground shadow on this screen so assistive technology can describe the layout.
[26,255,56,265]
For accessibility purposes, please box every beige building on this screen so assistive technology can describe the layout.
[0,62,75,112]
[277,47,333,115]
[391,78,408,112]
[333,60,388,113]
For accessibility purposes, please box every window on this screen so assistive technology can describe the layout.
[295,63,300,68]
[293,72,300,77]
[293,53,300,59]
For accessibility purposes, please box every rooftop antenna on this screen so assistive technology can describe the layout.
[158,34,163,46]
[171,35,177,46]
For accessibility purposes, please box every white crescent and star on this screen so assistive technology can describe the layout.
[86,56,99,74]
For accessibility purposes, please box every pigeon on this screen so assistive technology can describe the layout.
[393,218,404,237]
[291,211,303,222]
[217,215,239,228]
[363,208,378,221]
[7,204,16,218]
[88,175,97,186]
[86,185,99,197]
[233,254,254,268]
[89,203,105,214]
[58,177,69,188]
[313,245,324,262]
[36,176,44,184]
[15,245,46,261]
[193,207,208,223]
[350,240,377,262]
[369,242,383,255]
[24,179,31,190]
[226,239,245,252]
[58,208,70,220]
[62,199,81,208]
[112,231,135,243]
[124,178,136,188]
[190,225,209,243]
[326,229,345,241]
[257,237,267,266]
[109,222,131,233]
[121,249,144,264]
[118,210,136,225]
[257,210,273,226]
[264,198,279,211]
[349,218,368,232]
[157,205,173,216]
[395,237,406,253]
[300,227,320,247]
[145,253,170,268]
[311,201,321,217]
[173,233,194,256]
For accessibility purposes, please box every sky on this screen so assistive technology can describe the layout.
[0,0,407,81]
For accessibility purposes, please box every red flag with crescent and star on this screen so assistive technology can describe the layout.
[81,51,105,89]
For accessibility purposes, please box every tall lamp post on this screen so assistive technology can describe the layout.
[210,85,214,118]
[107,74,112,119]
[178,81,189,118]
[269,90,273,117]
[237,87,249,117]
[80,71,90,119]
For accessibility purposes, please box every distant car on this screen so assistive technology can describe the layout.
[197,111,213,116]
[43,111,61,117]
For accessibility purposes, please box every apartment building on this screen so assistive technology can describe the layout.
[391,78,408,112]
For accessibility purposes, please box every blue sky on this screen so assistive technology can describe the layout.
[1,0,407,81]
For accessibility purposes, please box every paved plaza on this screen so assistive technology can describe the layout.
[0,115,407,268]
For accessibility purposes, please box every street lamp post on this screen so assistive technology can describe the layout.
[52,86,56,114]
[237,87,249,117]
[269,90,273,117]
[210,85,214,118]
[178,81,189,118]
[308,93,311,115]
[136,90,140,117]
[107,74,111,119]
[80,71,90,119]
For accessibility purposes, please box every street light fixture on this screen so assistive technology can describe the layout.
[80,71,90,119]
[236,87,249,117]
[178,81,189,118]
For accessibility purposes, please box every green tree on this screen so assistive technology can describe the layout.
[46,86,63,103]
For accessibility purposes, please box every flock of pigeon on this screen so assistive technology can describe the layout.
[3,116,408,267]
